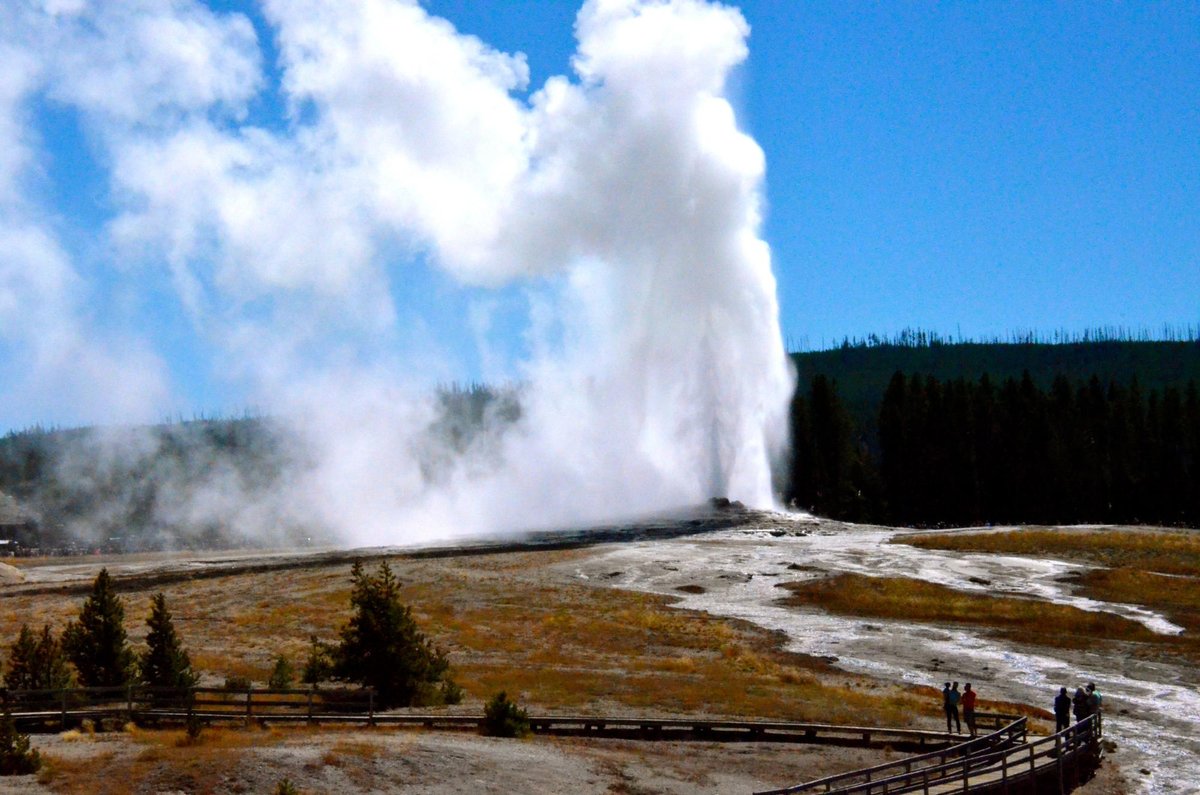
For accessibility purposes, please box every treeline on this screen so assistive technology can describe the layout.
[786,372,1200,527]
[791,324,1200,352]
[0,384,518,552]
[0,417,290,550]
[791,340,1200,442]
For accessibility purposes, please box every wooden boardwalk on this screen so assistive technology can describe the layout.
[756,714,1103,795]
[2,686,1102,793]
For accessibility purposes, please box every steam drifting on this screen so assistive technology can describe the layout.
[0,0,793,545]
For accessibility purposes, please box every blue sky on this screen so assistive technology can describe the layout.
[4,0,1199,430]
[429,1,1200,347]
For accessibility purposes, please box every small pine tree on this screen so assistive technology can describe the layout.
[32,626,72,691]
[300,636,332,686]
[0,712,40,776]
[268,655,295,690]
[5,625,73,691]
[138,593,197,689]
[483,691,529,738]
[62,568,135,687]
[3,627,37,690]
[327,561,455,708]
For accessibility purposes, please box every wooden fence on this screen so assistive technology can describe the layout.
[1,686,1010,753]
[755,716,1028,794]
[1,685,376,728]
[3,687,1101,794]
[757,714,1103,795]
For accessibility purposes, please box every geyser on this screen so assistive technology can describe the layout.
[0,0,794,546]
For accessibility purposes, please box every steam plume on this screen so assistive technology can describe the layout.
[0,0,793,545]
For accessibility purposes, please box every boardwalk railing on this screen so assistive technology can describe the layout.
[755,716,1027,795]
[758,714,1103,795]
[3,685,972,752]
[1,685,376,728]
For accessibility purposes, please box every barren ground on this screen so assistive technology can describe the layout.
[0,511,1138,794]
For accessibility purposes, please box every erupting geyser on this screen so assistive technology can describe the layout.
[0,0,794,545]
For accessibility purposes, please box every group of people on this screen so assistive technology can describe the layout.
[940,681,978,736]
[1054,682,1102,732]
[941,680,1103,737]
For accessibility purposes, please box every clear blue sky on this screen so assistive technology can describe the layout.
[427,1,1200,348]
[5,1,1199,428]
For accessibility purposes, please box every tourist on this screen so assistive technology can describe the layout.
[1072,686,1090,724]
[1054,687,1072,732]
[944,681,962,733]
[962,683,977,737]
[1086,682,1102,717]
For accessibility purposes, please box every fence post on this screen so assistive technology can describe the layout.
[307,688,314,725]
[1056,733,1064,795]
[245,686,253,727]
[368,689,375,726]
[126,684,133,723]
[60,688,67,730]
[187,688,195,724]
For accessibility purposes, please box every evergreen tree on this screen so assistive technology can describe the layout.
[62,568,134,687]
[301,636,333,685]
[138,593,197,689]
[268,655,295,690]
[328,561,454,708]
[0,712,40,776]
[3,627,37,691]
[5,625,72,691]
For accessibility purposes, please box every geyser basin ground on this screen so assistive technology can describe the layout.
[1,510,1170,793]
[572,516,1196,795]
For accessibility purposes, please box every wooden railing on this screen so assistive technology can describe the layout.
[754,715,1027,794]
[757,714,1103,795]
[2,686,966,752]
[3,685,1101,794]
[1,685,377,728]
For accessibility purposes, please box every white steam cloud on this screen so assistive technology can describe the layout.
[0,0,794,545]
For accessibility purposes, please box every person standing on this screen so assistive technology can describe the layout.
[1054,687,1072,732]
[1086,682,1102,715]
[962,683,978,737]
[942,682,954,733]
[1072,686,1090,724]
[947,681,962,733]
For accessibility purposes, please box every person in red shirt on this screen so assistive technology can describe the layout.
[962,683,978,737]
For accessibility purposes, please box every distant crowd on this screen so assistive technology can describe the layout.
[1055,682,1102,732]
[939,680,1101,736]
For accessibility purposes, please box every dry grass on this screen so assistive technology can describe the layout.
[1,549,937,731]
[37,724,305,794]
[892,527,1200,657]
[895,527,1200,576]
[778,573,1161,648]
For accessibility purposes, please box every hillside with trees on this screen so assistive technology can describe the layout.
[786,335,1200,528]
[0,384,518,553]
[792,328,1200,435]
[0,340,1196,548]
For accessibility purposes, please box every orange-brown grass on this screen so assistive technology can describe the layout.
[892,527,1200,657]
[322,738,382,766]
[1074,568,1200,656]
[778,573,1160,648]
[38,725,295,794]
[895,527,1200,576]
[2,548,939,729]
